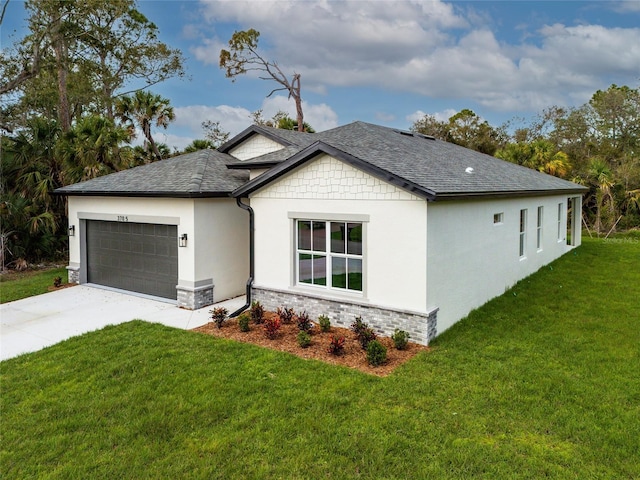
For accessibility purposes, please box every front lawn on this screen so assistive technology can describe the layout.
[0,267,68,303]
[1,236,639,478]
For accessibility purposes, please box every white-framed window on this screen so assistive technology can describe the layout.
[493,212,504,224]
[296,219,363,292]
[519,209,527,258]
[537,206,544,251]
[557,203,563,241]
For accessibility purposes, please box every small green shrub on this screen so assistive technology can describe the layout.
[263,315,281,339]
[297,331,311,348]
[53,276,62,288]
[318,315,331,332]
[391,329,410,350]
[296,311,312,332]
[276,306,295,324]
[250,301,265,324]
[366,340,387,366]
[209,307,229,329]
[237,313,250,332]
[327,335,346,355]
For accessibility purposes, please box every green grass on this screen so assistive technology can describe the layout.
[1,237,639,478]
[0,267,68,303]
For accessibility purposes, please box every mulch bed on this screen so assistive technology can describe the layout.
[192,312,429,376]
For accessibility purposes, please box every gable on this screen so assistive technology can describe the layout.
[252,153,422,201]
[229,135,286,161]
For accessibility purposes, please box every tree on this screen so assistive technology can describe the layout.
[1,0,185,131]
[219,29,305,132]
[115,90,174,162]
[496,140,571,178]
[201,120,230,148]
[183,139,217,153]
[57,114,131,184]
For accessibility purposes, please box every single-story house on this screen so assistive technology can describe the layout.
[56,121,587,344]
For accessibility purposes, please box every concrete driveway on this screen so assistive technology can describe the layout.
[0,285,245,361]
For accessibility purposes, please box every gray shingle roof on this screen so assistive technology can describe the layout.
[233,121,588,200]
[56,149,249,197]
[218,124,315,153]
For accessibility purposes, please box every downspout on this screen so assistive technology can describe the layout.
[229,196,254,317]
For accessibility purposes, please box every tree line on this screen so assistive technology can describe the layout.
[411,85,640,235]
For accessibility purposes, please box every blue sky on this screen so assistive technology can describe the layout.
[2,0,640,150]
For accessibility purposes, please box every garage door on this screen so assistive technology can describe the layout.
[86,220,178,300]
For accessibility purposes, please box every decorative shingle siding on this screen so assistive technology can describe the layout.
[252,286,438,346]
[253,154,422,201]
[230,135,284,161]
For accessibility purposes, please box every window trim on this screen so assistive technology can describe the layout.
[294,218,365,294]
[557,202,563,242]
[493,212,504,225]
[536,206,543,251]
[519,208,527,259]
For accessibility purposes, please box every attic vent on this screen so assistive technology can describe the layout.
[417,133,436,140]
[395,130,414,137]
[465,167,474,174]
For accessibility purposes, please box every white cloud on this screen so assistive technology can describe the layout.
[192,0,640,114]
[407,108,458,124]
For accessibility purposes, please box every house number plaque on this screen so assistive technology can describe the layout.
[117,215,129,222]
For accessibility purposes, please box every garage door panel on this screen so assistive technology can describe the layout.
[87,220,178,299]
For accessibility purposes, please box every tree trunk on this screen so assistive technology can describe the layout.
[292,74,304,132]
[142,121,161,163]
[52,13,71,132]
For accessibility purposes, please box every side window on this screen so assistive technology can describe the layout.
[519,209,527,258]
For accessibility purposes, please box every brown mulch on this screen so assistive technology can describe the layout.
[47,283,77,292]
[192,312,429,376]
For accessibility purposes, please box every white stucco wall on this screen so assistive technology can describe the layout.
[250,154,428,313]
[229,135,284,161]
[426,195,580,333]
[67,196,249,302]
[194,198,249,301]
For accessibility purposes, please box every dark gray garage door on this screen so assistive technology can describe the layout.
[86,220,178,300]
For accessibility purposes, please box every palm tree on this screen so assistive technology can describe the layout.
[57,115,131,184]
[115,91,175,162]
[587,158,616,232]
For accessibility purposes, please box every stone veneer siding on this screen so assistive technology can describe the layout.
[252,286,438,346]
[177,284,214,310]
[67,266,80,284]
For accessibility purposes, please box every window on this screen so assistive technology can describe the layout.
[493,212,504,224]
[557,203,563,241]
[537,206,543,250]
[296,220,363,292]
[519,209,527,258]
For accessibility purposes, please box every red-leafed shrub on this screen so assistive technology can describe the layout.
[327,335,346,355]
[263,315,281,339]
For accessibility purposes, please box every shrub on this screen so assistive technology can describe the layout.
[366,340,387,366]
[237,313,250,332]
[297,331,311,348]
[263,315,281,339]
[318,315,331,332]
[209,307,228,329]
[276,306,295,324]
[350,316,366,335]
[296,311,312,332]
[391,329,410,350]
[53,276,62,288]
[351,317,376,349]
[250,301,265,324]
[327,335,346,355]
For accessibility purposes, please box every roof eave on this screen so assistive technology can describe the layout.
[226,161,280,170]
[53,190,233,199]
[434,187,589,201]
